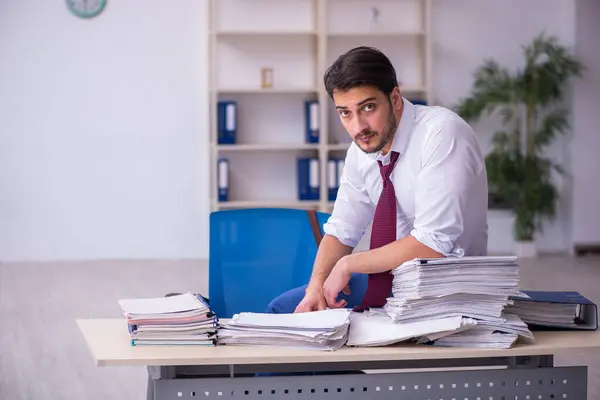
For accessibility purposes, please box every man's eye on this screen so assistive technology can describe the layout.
[339,110,350,117]
[364,104,375,111]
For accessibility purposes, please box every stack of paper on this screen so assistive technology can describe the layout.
[347,312,477,347]
[383,256,533,349]
[383,293,511,323]
[218,308,352,351]
[348,256,533,349]
[418,313,534,348]
[505,299,579,328]
[118,292,218,346]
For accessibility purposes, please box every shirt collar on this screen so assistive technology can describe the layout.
[368,97,416,164]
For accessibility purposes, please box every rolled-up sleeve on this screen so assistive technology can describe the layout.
[323,146,375,248]
[410,117,485,257]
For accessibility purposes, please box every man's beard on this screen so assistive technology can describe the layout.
[355,112,397,154]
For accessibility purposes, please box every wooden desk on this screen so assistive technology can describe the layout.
[77,318,599,400]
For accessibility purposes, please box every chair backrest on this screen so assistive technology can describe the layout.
[208,208,331,318]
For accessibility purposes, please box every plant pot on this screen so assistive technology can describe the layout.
[515,240,538,258]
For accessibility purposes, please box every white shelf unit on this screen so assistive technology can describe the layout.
[209,0,432,213]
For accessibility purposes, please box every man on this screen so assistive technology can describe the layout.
[267,46,489,314]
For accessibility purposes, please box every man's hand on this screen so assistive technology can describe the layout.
[294,288,327,313]
[323,256,353,309]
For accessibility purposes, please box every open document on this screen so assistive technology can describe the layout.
[347,312,477,346]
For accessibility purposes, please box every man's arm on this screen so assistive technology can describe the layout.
[306,234,353,293]
[316,144,375,282]
[296,146,374,312]
[343,234,443,275]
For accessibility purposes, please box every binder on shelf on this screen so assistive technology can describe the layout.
[335,159,345,201]
[217,158,229,202]
[297,157,319,200]
[409,98,428,106]
[508,290,598,331]
[327,158,339,202]
[304,100,319,144]
[217,100,237,144]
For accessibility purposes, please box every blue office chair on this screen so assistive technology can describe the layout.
[208,207,330,318]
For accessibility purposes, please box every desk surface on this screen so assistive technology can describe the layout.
[77,318,600,367]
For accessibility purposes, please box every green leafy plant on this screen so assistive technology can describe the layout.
[455,33,584,241]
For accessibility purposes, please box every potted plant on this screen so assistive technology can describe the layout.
[454,33,584,257]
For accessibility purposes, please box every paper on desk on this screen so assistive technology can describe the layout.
[374,255,534,349]
[391,264,521,299]
[418,313,533,343]
[230,308,352,330]
[430,327,519,349]
[406,255,518,266]
[118,292,218,346]
[384,293,511,323]
[217,335,350,351]
[118,292,210,317]
[218,308,352,351]
[505,301,579,328]
[221,324,348,340]
[346,311,476,347]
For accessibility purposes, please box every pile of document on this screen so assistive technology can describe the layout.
[218,308,351,350]
[505,299,580,328]
[348,256,534,349]
[416,313,533,348]
[118,292,218,346]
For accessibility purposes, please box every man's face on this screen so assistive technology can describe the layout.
[333,85,400,154]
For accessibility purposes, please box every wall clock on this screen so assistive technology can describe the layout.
[66,0,107,19]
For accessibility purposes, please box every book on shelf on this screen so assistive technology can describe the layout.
[217,100,237,144]
[296,156,344,203]
[217,158,229,202]
[304,100,319,144]
[327,157,344,202]
[408,97,428,106]
[297,157,319,200]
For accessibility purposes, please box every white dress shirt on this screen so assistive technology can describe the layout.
[323,97,489,257]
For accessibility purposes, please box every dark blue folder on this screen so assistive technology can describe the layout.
[217,100,237,144]
[297,157,319,200]
[304,100,319,144]
[512,290,598,330]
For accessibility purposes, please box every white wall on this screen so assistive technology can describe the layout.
[0,0,210,261]
[571,0,600,247]
[0,0,588,261]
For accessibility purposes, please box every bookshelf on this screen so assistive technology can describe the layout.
[209,0,432,213]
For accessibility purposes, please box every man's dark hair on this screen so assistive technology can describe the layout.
[323,46,399,99]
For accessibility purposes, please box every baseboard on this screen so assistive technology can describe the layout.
[573,243,600,257]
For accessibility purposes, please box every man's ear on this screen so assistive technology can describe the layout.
[390,87,402,109]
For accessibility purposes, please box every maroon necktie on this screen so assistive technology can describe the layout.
[354,151,400,311]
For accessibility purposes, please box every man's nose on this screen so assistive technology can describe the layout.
[351,117,369,135]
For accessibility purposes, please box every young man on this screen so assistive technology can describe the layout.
[267,46,489,314]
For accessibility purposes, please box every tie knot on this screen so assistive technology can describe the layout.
[378,151,399,182]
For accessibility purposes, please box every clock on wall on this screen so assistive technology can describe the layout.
[66,0,107,19]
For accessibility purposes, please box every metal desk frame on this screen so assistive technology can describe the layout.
[148,354,587,400]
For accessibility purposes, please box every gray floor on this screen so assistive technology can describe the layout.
[1,255,599,399]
